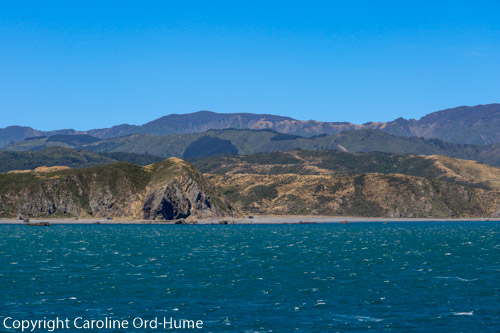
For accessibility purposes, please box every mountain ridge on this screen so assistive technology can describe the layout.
[5,128,498,166]
[0,146,163,173]
[1,103,499,147]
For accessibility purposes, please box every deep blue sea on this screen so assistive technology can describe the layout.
[0,222,499,332]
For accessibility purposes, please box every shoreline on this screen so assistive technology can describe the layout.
[0,215,499,225]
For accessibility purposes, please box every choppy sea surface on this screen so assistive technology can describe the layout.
[0,222,499,332]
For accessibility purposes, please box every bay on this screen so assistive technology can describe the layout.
[0,222,499,332]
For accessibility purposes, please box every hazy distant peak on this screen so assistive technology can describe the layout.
[1,103,499,147]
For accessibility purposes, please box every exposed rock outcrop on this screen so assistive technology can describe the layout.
[142,175,228,220]
[0,158,233,220]
[143,177,206,219]
[1,155,499,220]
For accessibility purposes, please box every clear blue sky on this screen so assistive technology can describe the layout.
[1,1,499,130]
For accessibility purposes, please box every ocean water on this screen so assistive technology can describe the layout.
[0,222,499,332]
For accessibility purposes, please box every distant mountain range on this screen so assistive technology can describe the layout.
[2,103,499,220]
[1,103,499,147]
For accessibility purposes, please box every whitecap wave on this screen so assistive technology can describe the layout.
[331,314,383,322]
[453,311,473,316]
[436,276,478,282]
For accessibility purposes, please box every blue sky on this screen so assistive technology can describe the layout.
[1,1,499,130]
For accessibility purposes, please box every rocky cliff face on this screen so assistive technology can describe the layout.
[0,159,233,220]
[0,165,143,218]
[141,175,230,220]
[140,158,234,220]
[1,156,499,220]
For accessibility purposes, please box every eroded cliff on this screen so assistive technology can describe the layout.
[0,158,233,220]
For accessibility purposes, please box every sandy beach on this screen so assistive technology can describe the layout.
[0,215,498,225]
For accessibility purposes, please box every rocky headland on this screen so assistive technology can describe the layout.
[0,153,499,220]
[0,158,232,220]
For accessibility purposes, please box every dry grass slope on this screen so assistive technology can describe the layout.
[207,173,500,218]
[424,155,500,190]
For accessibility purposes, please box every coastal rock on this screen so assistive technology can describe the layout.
[0,158,233,220]
[141,159,233,220]
[1,156,498,220]
[142,178,209,220]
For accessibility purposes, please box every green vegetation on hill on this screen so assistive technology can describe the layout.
[2,104,500,149]
[82,129,279,156]
[0,162,150,217]
[84,129,500,166]
[3,136,74,151]
[100,151,163,166]
[0,147,163,173]
[0,153,498,219]
[3,134,100,151]
[182,136,238,158]
[191,150,500,191]
[258,129,500,166]
[25,136,47,141]
[46,134,100,145]
[4,128,500,166]
[0,158,233,219]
